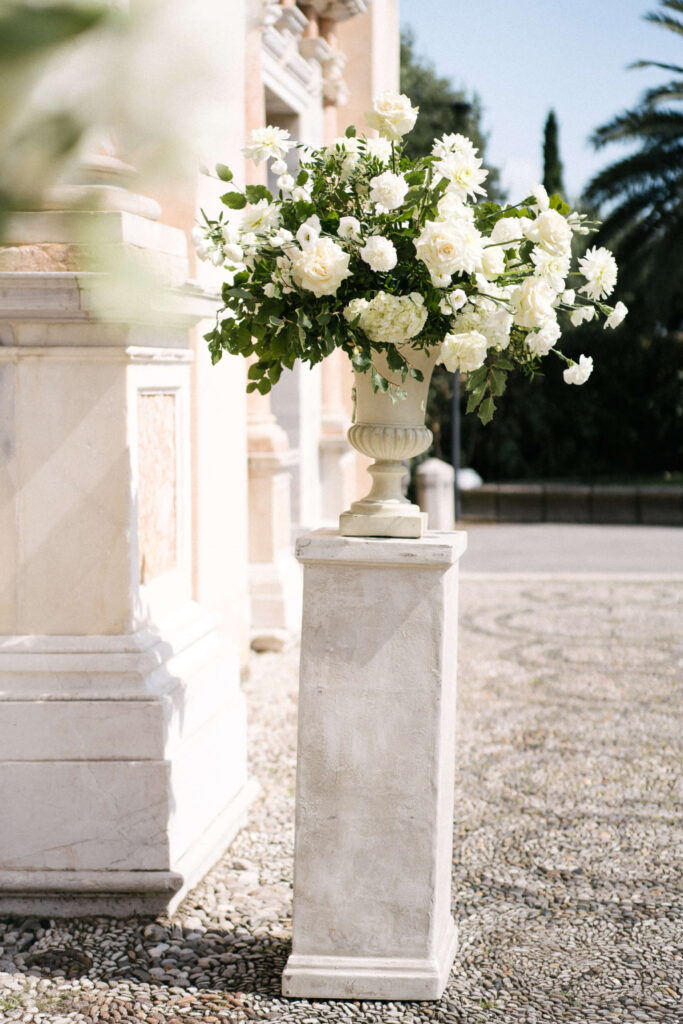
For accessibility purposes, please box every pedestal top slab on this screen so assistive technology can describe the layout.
[295,528,467,568]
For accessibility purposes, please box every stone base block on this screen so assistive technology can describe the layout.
[339,507,427,538]
[283,920,458,1001]
[0,603,256,916]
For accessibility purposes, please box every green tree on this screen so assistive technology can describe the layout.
[542,109,565,198]
[583,0,683,329]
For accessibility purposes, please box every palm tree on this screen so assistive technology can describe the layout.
[583,0,683,329]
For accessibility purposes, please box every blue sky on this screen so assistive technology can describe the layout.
[400,0,682,202]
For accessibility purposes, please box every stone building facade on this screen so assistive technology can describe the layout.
[0,0,399,915]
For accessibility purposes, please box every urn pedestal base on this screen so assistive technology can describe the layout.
[283,529,467,1001]
[339,504,427,538]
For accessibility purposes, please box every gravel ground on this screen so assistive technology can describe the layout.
[1,576,681,1023]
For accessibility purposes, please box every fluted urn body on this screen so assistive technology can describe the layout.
[339,344,440,538]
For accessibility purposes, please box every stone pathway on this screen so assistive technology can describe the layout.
[1,575,681,1023]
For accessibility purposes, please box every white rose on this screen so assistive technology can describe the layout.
[264,282,276,298]
[369,170,409,212]
[338,216,362,241]
[290,237,351,297]
[414,218,483,277]
[526,209,572,255]
[532,183,550,211]
[437,331,488,373]
[360,235,397,272]
[604,301,628,329]
[439,289,468,315]
[365,91,419,140]
[563,355,593,385]
[480,245,505,279]
[510,277,557,329]
[490,216,531,253]
[527,319,561,357]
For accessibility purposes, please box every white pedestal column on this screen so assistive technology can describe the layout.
[282,528,467,1001]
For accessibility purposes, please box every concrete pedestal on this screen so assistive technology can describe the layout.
[282,529,467,1001]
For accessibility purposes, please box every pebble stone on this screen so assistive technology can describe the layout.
[0,578,681,1023]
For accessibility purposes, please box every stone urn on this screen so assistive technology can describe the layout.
[339,343,440,538]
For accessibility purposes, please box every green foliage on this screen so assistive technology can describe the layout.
[542,110,565,199]
[0,1,108,58]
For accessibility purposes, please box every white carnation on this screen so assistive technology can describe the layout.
[365,91,419,140]
[570,305,596,327]
[242,199,281,235]
[369,170,409,212]
[360,235,397,272]
[437,330,488,373]
[527,319,561,357]
[290,237,351,297]
[579,246,618,300]
[531,248,570,292]
[563,355,593,385]
[435,152,488,202]
[561,288,576,305]
[604,301,628,329]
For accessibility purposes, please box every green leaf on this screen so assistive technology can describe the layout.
[220,192,246,210]
[489,368,507,397]
[345,125,357,138]
[478,397,495,424]
[245,184,271,204]
[467,366,487,391]
[296,169,309,186]
[216,163,233,182]
[385,346,405,372]
[269,315,283,327]
[466,388,485,415]
[257,379,271,395]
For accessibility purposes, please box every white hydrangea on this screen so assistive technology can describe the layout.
[360,235,397,272]
[243,125,294,164]
[604,301,628,329]
[564,355,593,385]
[437,330,488,373]
[343,291,427,346]
[365,91,419,140]
[527,319,561,357]
[414,218,484,278]
[579,246,618,300]
[369,170,409,212]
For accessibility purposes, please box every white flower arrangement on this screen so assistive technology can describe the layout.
[199,91,627,422]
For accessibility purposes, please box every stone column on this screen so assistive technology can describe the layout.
[245,0,302,648]
[282,528,467,1000]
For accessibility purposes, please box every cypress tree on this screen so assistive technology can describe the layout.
[542,109,565,198]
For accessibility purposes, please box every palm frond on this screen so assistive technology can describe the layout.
[642,80,683,105]
[591,108,683,147]
[629,59,683,73]
[644,11,683,36]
